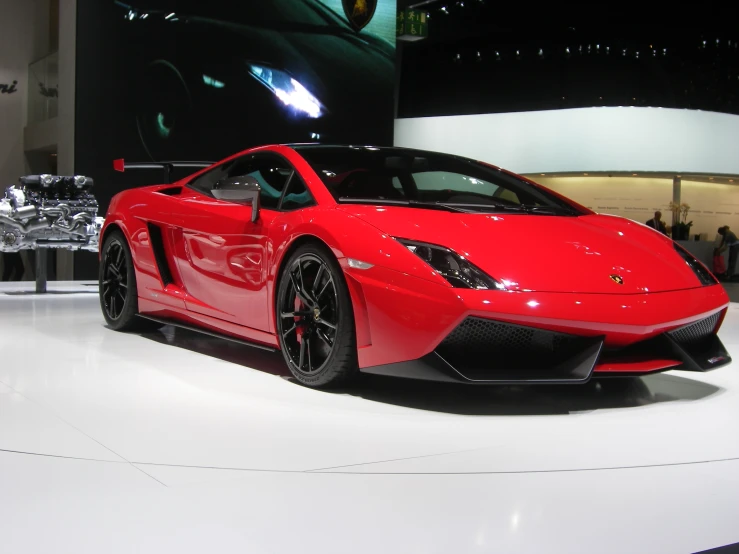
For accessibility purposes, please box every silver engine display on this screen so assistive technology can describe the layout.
[0,174,104,252]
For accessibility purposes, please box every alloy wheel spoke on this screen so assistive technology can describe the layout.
[115,246,123,269]
[298,338,307,371]
[316,277,333,301]
[289,270,313,308]
[281,310,311,319]
[312,264,325,297]
[316,318,336,330]
[298,259,317,304]
[111,295,117,318]
[116,289,126,303]
[316,328,333,348]
[282,323,297,338]
[306,338,312,373]
[298,261,306,295]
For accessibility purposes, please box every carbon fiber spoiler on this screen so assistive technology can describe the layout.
[113,159,214,184]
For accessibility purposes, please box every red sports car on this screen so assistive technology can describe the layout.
[99,145,732,387]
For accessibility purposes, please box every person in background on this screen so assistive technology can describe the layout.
[645,211,668,235]
[718,226,739,280]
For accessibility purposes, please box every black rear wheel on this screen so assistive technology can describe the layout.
[276,243,357,388]
[99,230,161,332]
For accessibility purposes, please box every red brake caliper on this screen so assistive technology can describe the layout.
[294,296,305,344]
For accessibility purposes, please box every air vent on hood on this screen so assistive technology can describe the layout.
[156,186,183,196]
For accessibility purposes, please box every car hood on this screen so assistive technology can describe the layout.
[338,205,708,294]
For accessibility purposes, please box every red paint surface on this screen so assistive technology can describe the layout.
[100,145,730,375]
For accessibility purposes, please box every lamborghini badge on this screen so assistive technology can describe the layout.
[342,0,378,32]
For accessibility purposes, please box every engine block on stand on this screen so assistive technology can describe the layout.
[0,174,104,253]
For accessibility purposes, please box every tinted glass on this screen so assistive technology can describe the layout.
[280,174,314,211]
[296,146,577,212]
[189,161,237,195]
[189,154,293,209]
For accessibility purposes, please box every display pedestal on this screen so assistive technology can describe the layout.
[35,248,48,294]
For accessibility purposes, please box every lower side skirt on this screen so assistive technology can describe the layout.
[136,314,278,352]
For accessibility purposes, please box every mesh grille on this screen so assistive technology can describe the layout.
[436,317,589,372]
[669,312,720,346]
[442,319,537,351]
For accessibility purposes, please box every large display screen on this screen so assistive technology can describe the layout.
[74,0,396,277]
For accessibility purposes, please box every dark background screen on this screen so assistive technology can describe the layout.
[74,0,397,278]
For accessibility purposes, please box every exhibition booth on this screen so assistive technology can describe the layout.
[1,2,739,553]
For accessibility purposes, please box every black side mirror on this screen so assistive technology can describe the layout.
[212,176,261,222]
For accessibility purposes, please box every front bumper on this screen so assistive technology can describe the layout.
[345,265,731,384]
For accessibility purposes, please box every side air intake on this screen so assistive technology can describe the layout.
[146,223,174,287]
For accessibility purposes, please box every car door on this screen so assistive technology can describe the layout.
[172,153,295,331]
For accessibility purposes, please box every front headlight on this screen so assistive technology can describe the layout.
[247,64,325,119]
[674,243,718,286]
[395,238,505,290]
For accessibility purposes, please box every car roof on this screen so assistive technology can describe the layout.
[285,144,449,157]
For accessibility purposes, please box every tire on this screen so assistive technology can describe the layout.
[99,230,162,333]
[276,242,358,388]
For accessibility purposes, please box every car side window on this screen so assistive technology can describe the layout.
[189,153,295,210]
[238,154,293,210]
[189,160,237,195]
[280,173,315,211]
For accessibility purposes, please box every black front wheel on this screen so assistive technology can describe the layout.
[276,243,358,388]
[99,230,161,333]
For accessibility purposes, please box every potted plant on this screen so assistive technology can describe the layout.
[668,201,693,240]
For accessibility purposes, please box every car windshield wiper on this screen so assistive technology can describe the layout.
[436,201,527,212]
[337,198,578,216]
[337,198,475,213]
[519,205,579,216]
[443,202,578,216]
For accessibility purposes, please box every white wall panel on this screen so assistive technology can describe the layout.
[681,180,739,237]
[536,175,673,219]
[394,108,739,175]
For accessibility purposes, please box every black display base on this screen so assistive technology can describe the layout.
[35,248,47,294]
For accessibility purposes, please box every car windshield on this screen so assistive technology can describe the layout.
[295,146,583,214]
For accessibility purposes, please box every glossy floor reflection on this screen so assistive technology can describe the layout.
[1,281,739,553]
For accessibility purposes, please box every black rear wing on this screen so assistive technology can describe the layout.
[113,159,214,184]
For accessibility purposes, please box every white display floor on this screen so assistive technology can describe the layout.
[1,281,738,553]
